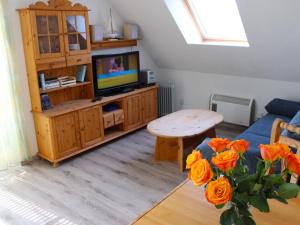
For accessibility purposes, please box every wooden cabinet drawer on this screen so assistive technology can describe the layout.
[103,112,115,129]
[114,109,124,125]
[36,57,66,71]
[66,54,91,67]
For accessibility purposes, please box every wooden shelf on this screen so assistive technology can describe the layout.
[91,39,138,50]
[40,85,158,117]
[40,81,92,94]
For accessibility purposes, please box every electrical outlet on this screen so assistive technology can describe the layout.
[179,99,184,106]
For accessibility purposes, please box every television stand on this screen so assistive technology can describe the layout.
[34,85,158,166]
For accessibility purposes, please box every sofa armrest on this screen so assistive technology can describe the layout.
[270,118,300,184]
[271,119,300,150]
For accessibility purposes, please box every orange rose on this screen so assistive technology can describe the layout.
[205,177,232,205]
[186,150,202,169]
[208,138,230,153]
[287,154,300,175]
[274,143,292,158]
[211,150,239,172]
[259,144,281,162]
[189,159,213,186]
[227,139,249,153]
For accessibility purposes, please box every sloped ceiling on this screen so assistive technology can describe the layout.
[109,0,300,82]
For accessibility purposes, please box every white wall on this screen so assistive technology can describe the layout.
[109,0,300,83]
[5,0,158,156]
[158,69,300,120]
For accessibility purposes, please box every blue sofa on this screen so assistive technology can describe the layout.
[196,114,291,173]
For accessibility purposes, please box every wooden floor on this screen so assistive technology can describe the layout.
[0,125,243,225]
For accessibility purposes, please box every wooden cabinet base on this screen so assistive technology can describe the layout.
[38,123,149,166]
[35,86,158,166]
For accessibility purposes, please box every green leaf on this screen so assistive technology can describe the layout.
[233,162,246,176]
[253,183,263,192]
[238,180,254,193]
[272,194,288,204]
[215,204,225,209]
[220,207,235,225]
[263,174,285,185]
[233,193,249,206]
[249,195,270,212]
[235,175,249,184]
[234,218,244,225]
[238,193,249,203]
[238,208,252,217]
[278,183,300,199]
[243,216,256,225]
[236,174,257,185]
[256,160,265,175]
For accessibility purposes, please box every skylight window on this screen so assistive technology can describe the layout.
[164,0,249,47]
[186,0,248,42]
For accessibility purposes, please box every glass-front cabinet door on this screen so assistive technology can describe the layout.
[63,11,91,55]
[31,11,65,59]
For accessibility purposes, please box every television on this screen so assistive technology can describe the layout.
[92,51,140,96]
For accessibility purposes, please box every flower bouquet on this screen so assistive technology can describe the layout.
[187,138,300,225]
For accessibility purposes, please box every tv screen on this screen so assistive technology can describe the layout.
[92,51,140,96]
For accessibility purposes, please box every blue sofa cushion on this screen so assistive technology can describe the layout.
[282,111,300,141]
[245,114,290,138]
[265,98,300,118]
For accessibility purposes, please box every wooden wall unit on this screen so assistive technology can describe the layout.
[19,0,158,166]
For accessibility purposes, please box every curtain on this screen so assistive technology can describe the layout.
[0,0,31,170]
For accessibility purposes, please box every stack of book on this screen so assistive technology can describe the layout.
[58,76,77,87]
[45,78,60,89]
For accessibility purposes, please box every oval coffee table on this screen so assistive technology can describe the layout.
[147,109,223,171]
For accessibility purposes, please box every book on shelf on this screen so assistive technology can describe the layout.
[58,76,76,85]
[45,78,59,83]
[44,78,60,89]
[45,85,60,89]
[41,94,52,110]
[39,73,46,90]
[76,65,87,82]
[45,82,60,89]
[60,80,76,85]
[60,82,77,87]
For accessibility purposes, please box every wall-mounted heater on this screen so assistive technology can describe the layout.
[158,82,175,117]
[210,94,254,127]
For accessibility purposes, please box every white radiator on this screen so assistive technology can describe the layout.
[158,82,175,117]
[210,94,254,126]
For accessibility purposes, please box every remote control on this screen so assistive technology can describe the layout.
[91,96,103,102]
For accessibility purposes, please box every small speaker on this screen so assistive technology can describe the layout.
[123,23,139,39]
[90,25,104,42]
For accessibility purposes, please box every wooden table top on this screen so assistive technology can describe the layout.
[147,109,223,138]
[132,180,300,225]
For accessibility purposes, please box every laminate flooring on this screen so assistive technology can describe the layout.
[0,125,243,225]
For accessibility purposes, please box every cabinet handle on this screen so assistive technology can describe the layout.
[77,58,82,62]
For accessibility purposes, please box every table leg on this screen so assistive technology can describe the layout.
[178,138,184,172]
[154,136,179,161]
[178,128,217,172]
[205,128,216,138]
[154,127,217,172]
